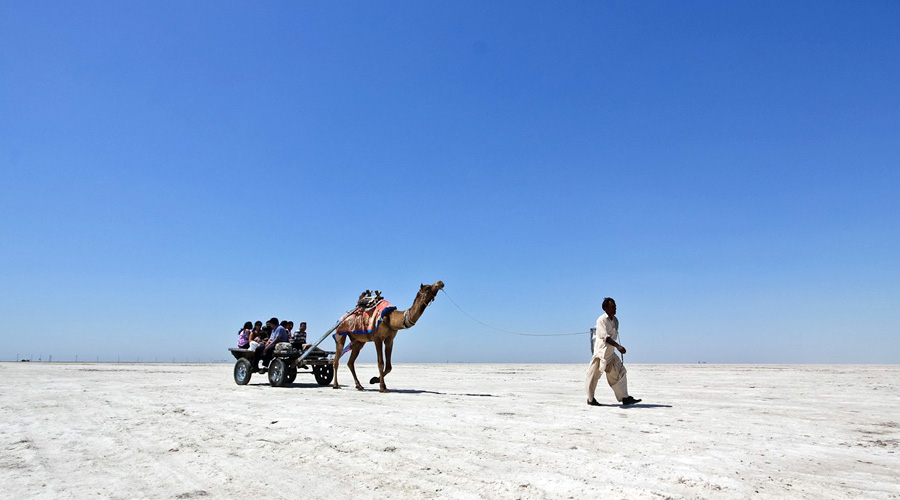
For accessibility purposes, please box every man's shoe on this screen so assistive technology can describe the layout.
[622,396,642,406]
[587,399,601,406]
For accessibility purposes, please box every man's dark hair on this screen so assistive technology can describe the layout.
[602,297,615,311]
[268,317,279,326]
[280,320,288,327]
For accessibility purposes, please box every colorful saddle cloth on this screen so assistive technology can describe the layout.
[336,300,396,337]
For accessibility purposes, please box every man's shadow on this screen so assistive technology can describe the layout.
[594,403,672,408]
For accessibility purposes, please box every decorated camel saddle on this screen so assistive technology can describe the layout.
[335,290,397,340]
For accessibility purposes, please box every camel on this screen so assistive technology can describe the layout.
[333,280,444,392]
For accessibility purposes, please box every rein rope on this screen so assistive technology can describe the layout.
[439,289,589,337]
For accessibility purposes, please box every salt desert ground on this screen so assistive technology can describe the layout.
[1,363,898,499]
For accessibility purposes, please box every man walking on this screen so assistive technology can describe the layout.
[586,297,641,406]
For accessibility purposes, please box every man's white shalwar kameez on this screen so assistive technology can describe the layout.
[586,312,629,402]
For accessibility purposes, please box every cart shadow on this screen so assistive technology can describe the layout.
[245,381,326,388]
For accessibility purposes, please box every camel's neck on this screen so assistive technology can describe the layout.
[396,291,432,330]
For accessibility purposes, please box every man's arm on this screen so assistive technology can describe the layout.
[605,336,626,354]
[267,327,283,347]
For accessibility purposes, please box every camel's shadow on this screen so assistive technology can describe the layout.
[385,389,498,397]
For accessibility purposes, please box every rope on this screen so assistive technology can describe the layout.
[440,289,589,337]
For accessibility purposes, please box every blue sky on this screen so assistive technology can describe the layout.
[1,1,898,363]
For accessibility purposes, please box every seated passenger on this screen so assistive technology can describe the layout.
[260,317,289,371]
[293,322,326,356]
[250,322,270,370]
[279,320,293,351]
[237,321,252,349]
[250,321,263,342]
[291,322,308,349]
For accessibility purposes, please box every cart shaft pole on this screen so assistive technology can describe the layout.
[298,308,358,362]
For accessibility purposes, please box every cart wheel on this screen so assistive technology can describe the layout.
[313,365,334,386]
[285,365,297,384]
[234,358,252,385]
[268,359,286,387]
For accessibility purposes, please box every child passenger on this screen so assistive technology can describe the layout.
[237,321,253,349]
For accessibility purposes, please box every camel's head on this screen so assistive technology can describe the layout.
[418,280,445,306]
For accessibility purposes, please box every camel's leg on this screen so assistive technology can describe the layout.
[370,335,394,385]
[384,335,394,378]
[332,334,346,389]
[347,340,365,391]
[374,338,388,392]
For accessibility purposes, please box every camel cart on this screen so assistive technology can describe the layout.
[228,307,366,387]
[228,345,334,387]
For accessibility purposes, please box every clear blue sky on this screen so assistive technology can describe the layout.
[2,1,898,363]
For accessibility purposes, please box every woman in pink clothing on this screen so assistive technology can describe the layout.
[237,321,253,349]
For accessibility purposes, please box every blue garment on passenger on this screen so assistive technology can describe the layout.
[270,325,289,344]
